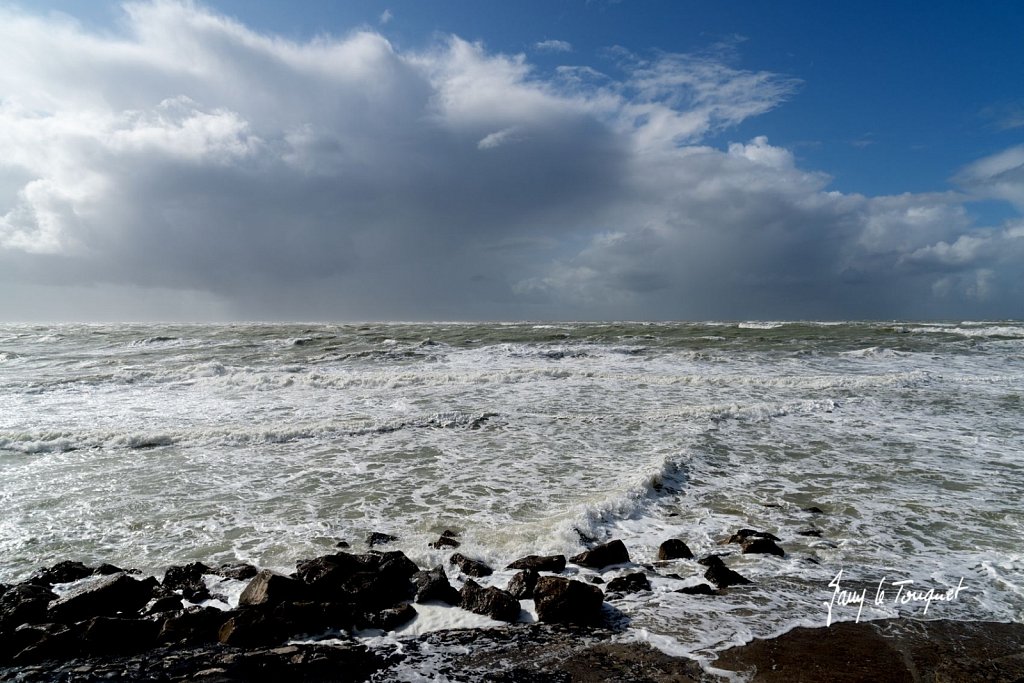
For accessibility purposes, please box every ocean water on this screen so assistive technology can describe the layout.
[1,321,1022,665]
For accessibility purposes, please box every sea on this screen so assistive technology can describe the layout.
[1,321,1022,670]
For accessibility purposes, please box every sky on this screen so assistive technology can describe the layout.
[0,1,1022,321]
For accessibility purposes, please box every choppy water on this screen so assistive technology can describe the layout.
[1,321,1022,663]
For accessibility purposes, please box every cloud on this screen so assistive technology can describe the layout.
[535,39,572,53]
[0,1,1019,321]
[379,9,393,25]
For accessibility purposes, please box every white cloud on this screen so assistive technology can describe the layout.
[0,1,1018,320]
[380,9,393,25]
[535,39,572,53]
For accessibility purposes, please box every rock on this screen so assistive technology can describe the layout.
[48,573,156,623]
[533,576,605,625]
[588,576,605,585]
[215,563,259,581]
[459,580,520,623]
[450,553,493,578]
[676,583,717,595]
[440,529,459,539]
[335,540,351,549]
[220,601,353,647]
[147,595,185,614]
[606,572,651,593]
[506,554,567,572]
[429,535,460,549]
[411,566,460,605]
[26,561,95,587]
[366,532,398,547]
[0,584,8,599]
[797,528,823,537]
[218,609,284,648]
[293,552,417,609]
[158,606,235,645]
[95,563,128,576]
[506,569,539,599]
[81,616,160,655]
[741,537,785,557]
[238,570,310,608]
[803,506,825,514]
[163,562,214,590]
[727,529,782,544]
[7,623,75,664]
[570,539,630,569]
[0,583,56,632]
[700,556,752,588]
[357,603,417,631]
[657,539,694,561]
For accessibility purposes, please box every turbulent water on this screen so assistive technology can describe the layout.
[1,321,1022,664]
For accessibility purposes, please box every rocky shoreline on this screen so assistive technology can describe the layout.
[2,534,1022,681]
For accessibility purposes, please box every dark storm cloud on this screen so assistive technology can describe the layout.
[0,1,1020,320]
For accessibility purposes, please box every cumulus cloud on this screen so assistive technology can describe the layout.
[0,0,1020,320]
[535,39,572,53]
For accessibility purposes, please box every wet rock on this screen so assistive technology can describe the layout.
[676,583,717,595]
[533,576,605,625]
[657,539,694,561]
[357,603,417,631]
[81,616,160,656]
[506,569,539,599]
[459,580,521,623]
[7,623,75,664]
[0,584,8,599]
[164,562,214,601]
[450,553,493,578]
[588,576,605,584]
[0,583,56,632]
[727,529,782,544]
[700,556,753,588]
[741,537,785,557]
[220,600,352,647]
[158,606,236,646]
[506,554,566,573]
[95,563,128,576]
[803,506,825,514]
[27,561,95,587]
[606,572,651,593]
[48,573,156,624]
[411,566,460,605]
[429,535,460,549]
[366,532,398,547]
[238,570,310,608]
[797,528,823,537]
[215,563,259,581]
[147,595,185,615]
[294,552,417,609]
[570,539,630,569]
[335,540,351,549]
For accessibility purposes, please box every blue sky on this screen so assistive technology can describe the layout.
[1,0,1022,320]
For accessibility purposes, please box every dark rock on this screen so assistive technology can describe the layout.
[727,529,782,544]
[47,573,156,623]
[676,583,717,595]
[506,569,539,599]
[335,540,351,548]
[440,529,459,539]
[218,609,285,647]
[238,570,310,608]
[357,603,417,631]
[570,539,630,569]
[450,553,493,578]
[27,561,95,587]
[7,623,75,664]
[797,528,823,537]
[0,583,56,632]
[506,554,566,572]
[574,528,597,545]
[588,576,605,585]
[220,601,353,647]
[293,552,416,609]
[163,562,214,590]
[700,556,753,588]
[741,537,785,557]
[533,576,605,625]
[459,580,520,623]
[366,532,398,547]
[95,563,128,576]
[657,539,694,561]
[81,616,160,655]
[158,606,236,646]
[0,584,8,599]
[606,572,651,593]
[147,595,185,614]
[803,506,825,514]
[429,535,460,549]
[215,563,259,581]
[411,566,460,605]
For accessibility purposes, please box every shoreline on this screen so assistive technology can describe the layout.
[2,549,1021,682]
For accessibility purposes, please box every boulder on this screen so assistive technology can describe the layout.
[293,552,416,609]
[6,623,75,665]
[238,570,310,608]
[366,532,398,547]
[797,528,823,537]
[533,576,604,625]
[429,535,460,549]
[215,563,259,581]
[220,601,353,647]
[606,572,651,593]
[657,539,694,561]
[26,561,95,587]
[803,506,825,514]
[570,540,630,569]
[146,595,185,615]
[411,566,460,605]
[357,603,417,631]
[163,562,214,602]
[506,569,539,599]
[459,580,520,623]
[741,537,785,557]
[47,573,156,624]
[506,555,566,573]
[700,556,752,588]
[158,606,236,645]
[80,616,160,656]
[0,583,56,632]
[450,553,493,578]
[728,529,781,544]
[676,583,717,595]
